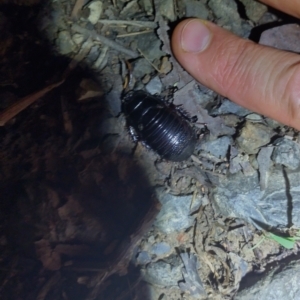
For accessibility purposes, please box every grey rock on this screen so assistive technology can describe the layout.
[133,58,154,78]
[230,156,242,174]
[260,24,300,53]
[185,1,209,20]
[208,0,251,36]
[87,1,103,25]
[272,138,300,170]
[179,253,206,297]
[56,30,77,55]
[265,117,283,129]
[229,252,248,278]
[262,168,300,226]
[86,45,100,64]
[137,33,165,61]
[155,192,194,234]
[149,242,172,257]
[145,77,163,95]
[245,113,264,122]
[195,84,218,107]
[236,121,272,154]
[239,156,256,176]
[212,167,300,227]
[190,194,204,213]
[143,255,183,286]
[214,99,251,116]
[200,136,232,159]
[257,146,274,190]
[140,0,153,15]
[159,0,176,21]
[239,0,267,23]
[136,251,151,265]
[236,259,300,300]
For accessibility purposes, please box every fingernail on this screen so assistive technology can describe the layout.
[180,19,212,53]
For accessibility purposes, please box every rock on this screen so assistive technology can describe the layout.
[213,99,251,116]
[236,122,272,154]
[145,77,163,95]
[56,30,77,55]
[245,113,264,122]
[260,24,300,53]
[200,136,232,159]
[208,0,251,36]
[155,192,194,234]
[236,259,300,300]
[140,0,153,15]
[87,1,103,25]
[179,253,206,297]
[72,33,85,45]
[239,0,267,23]
[143,255,183,286]
[272,138,300,170]
[185,1,209,20]
[136,33,165,61]
[159,0,176,21]
[212,167,300,227]
[86,45,100,64]
[149,242,172,257]
[132,58,154,78]
[257,146,274,190]
[136,251,151,265]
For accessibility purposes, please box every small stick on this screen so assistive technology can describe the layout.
[98,19,157,28]
[71,0,86,19]
[137,48,161,73]
[117,29,153,38]
[72,24,139,58]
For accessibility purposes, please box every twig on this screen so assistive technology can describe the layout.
[72,24,139,58]
[71,0,86,19]
[98,19,157,28]
[117,29,153,38]
[137,48,161,73]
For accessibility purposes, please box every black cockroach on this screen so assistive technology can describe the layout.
[122,90,197,162]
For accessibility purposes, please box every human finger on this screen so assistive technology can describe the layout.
[260,0,300,19]
[171,19,300,130]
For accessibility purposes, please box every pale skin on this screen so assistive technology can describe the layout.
[171,0,300,130]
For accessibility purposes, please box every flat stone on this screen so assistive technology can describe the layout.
[236,121,272,154]
[145,77,163,95]
[143,255,183,286]
[272,138,300,170]
[236,259,300,300]
[87,1,103,25]
[208,0,251,36]
[200,136,232,159]
[56,30,76,55]
[149,242,171,257]
[239,0,267,23]
[185,0,209,19]
[214,99,251,116]
[155,192,194,234]
[212,167,300,227]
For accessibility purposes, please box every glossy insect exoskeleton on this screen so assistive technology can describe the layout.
[122,90,197,162]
